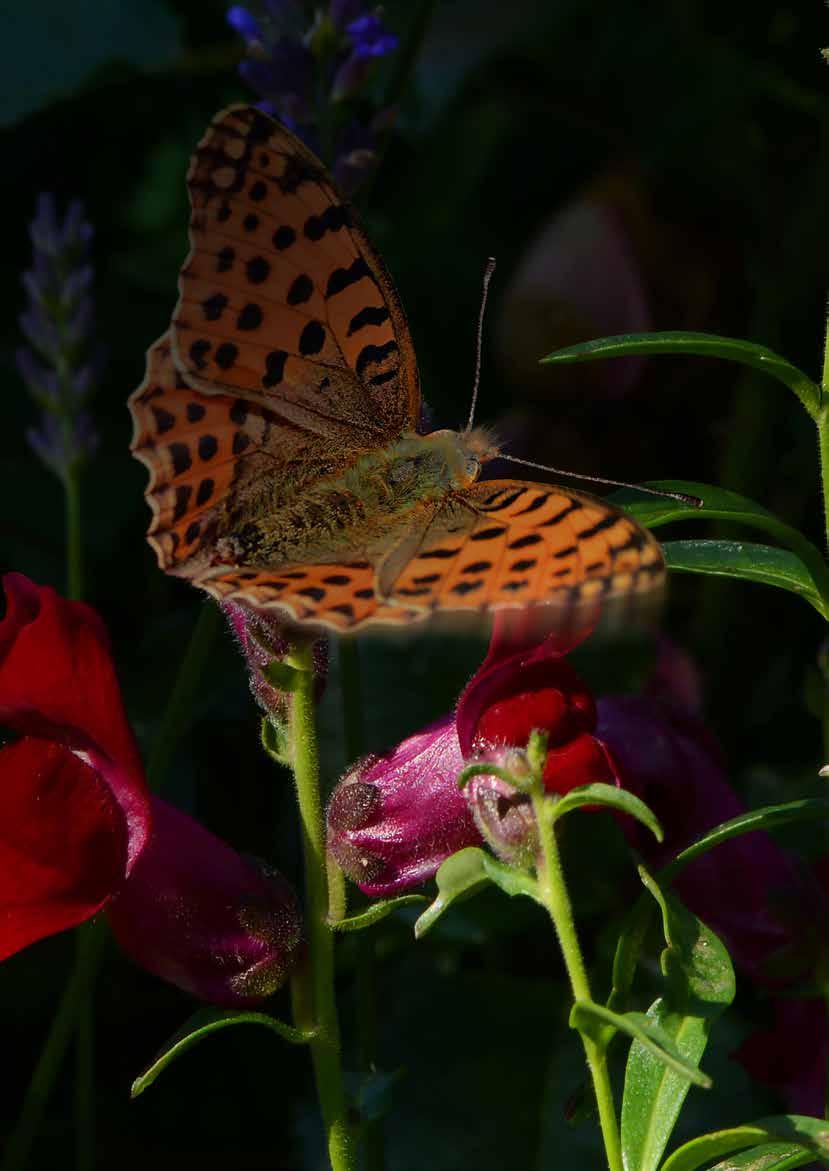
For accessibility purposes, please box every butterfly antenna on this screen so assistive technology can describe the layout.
[465,257,497,433]
[498,454,703,508]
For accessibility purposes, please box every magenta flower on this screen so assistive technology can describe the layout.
[108,797,301,1006]
[326,715,481,896]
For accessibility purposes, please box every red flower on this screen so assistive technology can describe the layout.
[457,614,620,797]
[0,575,301,1004]
[0,573,150,960]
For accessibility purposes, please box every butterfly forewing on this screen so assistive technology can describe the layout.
[171,105,419,443]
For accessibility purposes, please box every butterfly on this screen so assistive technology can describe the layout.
[129,105,664,633]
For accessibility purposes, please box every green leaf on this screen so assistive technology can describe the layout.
[413,847,539,939]
[621,875,735,1171]
[570,1001,711,1087]
[660,798,829,884]
[662,540,828,617]
[333,895,428,932]
[131,1008,314,1098]
[540,331,820,418]
[707,1144,816,1170]
[551,782,663,841]
[3,1,181,126]
[660,1115,829,1171]
[609,480,829,602]
[414,848,491,938]
[608,894,656,1015]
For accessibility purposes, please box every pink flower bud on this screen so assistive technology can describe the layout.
[466,753,538,866]
[107,798,302,1006]
[326,716,481,896]
[223,600,326,723]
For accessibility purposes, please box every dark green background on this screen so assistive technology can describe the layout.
[2,1,828,1166]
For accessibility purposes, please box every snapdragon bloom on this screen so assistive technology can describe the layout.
[0,574,300,1004]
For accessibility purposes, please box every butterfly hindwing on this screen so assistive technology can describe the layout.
[384,480,665,616]
[171,104,420,446]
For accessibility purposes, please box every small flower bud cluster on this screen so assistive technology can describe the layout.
[16,194,103,482]
[226,1,398,194]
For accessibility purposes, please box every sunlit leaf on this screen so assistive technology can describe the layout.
[551,782,663,841]
[414,847,538,938]
[570,1000,710,1087]
[620,873,734,1171]
[662,540,827,617]
[660,1115,829,1171]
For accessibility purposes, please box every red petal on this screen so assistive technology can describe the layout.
[0,738,126,960]
[0,575,150,869]
[542,733,618,796]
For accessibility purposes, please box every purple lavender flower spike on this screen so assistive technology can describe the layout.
[17,194,103,481]
[227,1,398,194]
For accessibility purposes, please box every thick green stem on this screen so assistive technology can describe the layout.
[2,604,220,1171]
[532,796,623,1171]
[290,645,355,1171]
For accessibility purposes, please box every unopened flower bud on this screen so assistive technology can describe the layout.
[466,766,538,867]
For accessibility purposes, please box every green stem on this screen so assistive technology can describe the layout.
[819,407,829,557]
[2,604,220,1171]
[64,466,83,601]
[290,645,355,1171]
[338,639,386,1171]
[532,796,623,1171]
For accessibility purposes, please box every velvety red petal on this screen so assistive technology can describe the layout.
[542,732,618,796]
[0,574,150,869]
[458,649,595,757]
[0,737,127,960]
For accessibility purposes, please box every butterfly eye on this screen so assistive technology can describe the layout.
[465,456,481,480]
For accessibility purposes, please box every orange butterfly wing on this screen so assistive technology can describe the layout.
[385,481,664,615]
[129,106,665,634]
[171,105,419,438]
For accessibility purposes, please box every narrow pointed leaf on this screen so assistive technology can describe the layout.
[541,332,820,417]
[570,1000,711,1087]
[132,1008,314,1097]
[551,782,662,841]
[660,1115,829,1171]
[609,480,829,602]
[332,894,429,931]
[660,798,829,884]
[662,540,827,616]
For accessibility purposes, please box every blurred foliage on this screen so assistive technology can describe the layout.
[2,0,829,1167]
